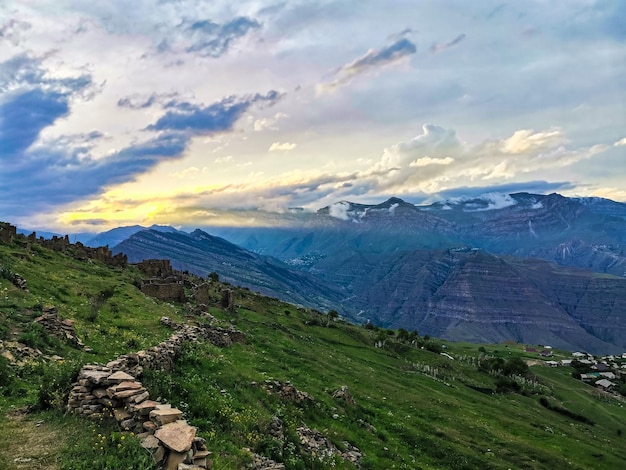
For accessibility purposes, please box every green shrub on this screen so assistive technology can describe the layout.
[34,359,82,410]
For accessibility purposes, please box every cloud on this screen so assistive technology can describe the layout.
[358,124,614,199]
[183,16,261,58]
[430,33,466,54]
[0,81,283,220]
[317,37,416,93]
[0,89,69,157]
[147,91,283,134]
[328,202,351,220]
[116,92,178,110]
[500,129,566,154]
[253,112,287,131]
[214,155,233,163]
[269,142,296,151]
[0,18,31,46]
[409,156,455,167]
[614,137,626,147]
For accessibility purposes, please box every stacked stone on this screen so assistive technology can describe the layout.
[34,307,91,352]
[67,366,210,469]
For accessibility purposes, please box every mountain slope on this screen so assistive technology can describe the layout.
[113,228,350,313]
[85,224,178,248]
[348,248,626,353]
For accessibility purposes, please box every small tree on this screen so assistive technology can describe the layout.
[208,272,219,282]
[327,310,339,326]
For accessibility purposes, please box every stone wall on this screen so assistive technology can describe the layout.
[67,317,245,469]
[140,282,186,304]
[35,306,92,352]
[0,222,127,267]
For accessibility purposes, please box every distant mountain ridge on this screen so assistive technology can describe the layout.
[103,192,626,353]
[113,228,348,313]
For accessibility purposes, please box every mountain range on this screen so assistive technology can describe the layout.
[97,192,626,353]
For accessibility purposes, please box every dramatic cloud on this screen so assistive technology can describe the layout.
[0,82,283,220]
[430,33,466,54]
[1,1,624,231]
[317,37,416,93]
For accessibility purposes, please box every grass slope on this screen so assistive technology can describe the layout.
[1,238,625,469]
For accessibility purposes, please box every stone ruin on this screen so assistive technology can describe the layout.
[67,317,246,469]
[0,222,17,244]
[137,260,187,304]
[0,222,127,267]
[220,289,235,311]
[35,306,92,352]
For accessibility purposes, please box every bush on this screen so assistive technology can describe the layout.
[33,359,82,410]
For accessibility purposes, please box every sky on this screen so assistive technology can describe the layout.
[1,0,625,232]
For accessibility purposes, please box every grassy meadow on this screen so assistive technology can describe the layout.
[1,237,625,469]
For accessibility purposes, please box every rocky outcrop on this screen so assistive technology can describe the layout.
[296,426,362,465]
[260,380,314,406]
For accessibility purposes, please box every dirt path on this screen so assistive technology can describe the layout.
[0,409,64,470]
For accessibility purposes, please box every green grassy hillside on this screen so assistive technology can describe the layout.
[1,236,625,469]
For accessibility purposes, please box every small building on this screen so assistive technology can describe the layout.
[580,373,601,383]
[593,363,610,372]
[599,372,616,380]
[595,379,616,391]
[525,347,538,353]
[560,359,573,366]
[540,349,553,357]
[572,352,586,358]
[546,361,559,367]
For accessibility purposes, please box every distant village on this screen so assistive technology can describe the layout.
[525,346,626,395]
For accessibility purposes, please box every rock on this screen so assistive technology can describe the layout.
[108,371,135,383]
[141,435,161,450]
[134,400,160,415]
[164,450,187,470]
[113,408,132,422]
[155,421,197,453]
[150,407,183,426]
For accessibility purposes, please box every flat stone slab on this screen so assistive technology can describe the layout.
[134,400,160,415]
[150,407,183,426]
[79,370,110,384]
[108,371,135,383]
[112,381,143,391]
[155,421,197,453]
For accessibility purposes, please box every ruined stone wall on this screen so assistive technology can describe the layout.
[67,317,245,469]
[0,222,127,267]
[140,282,186,304]
[0,222,16,243]
[137,259,174,278]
